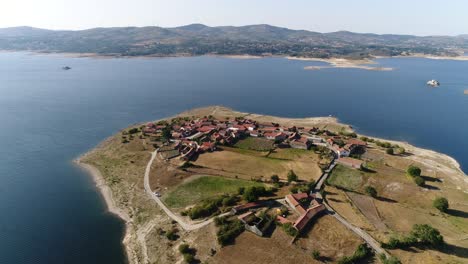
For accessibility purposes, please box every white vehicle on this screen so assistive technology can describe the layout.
[154,191,161,197]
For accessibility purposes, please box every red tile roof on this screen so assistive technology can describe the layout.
[347,139,367,146]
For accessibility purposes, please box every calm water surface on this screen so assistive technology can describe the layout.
[0,52,467,263]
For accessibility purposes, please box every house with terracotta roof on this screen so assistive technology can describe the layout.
[293,204,326,232]
[290,137,311,150]
[199,141,216,152]
[283,192,325,233]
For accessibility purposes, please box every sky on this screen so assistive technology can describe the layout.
[0,0,466,36]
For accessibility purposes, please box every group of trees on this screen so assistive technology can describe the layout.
[183,194,237,219]
[214,216,245,246]
[406,165,425,186]
[382,224,444,249]
[240,186,275,202]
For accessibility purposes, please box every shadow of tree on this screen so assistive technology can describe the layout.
[375,196,398,203]
[423,184,440,190]
[438,243,468,258]
[328,198,344,203]
[446,209,468,219]
[422,175,442,183]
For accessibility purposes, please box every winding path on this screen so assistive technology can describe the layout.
[143,150,228,231]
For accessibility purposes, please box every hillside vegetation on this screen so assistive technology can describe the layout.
[1,24,467,59]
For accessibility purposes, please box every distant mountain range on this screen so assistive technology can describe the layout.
[0,24,467,59]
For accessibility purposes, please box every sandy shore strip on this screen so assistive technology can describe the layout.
[287,56,394,71]
[73,158,139,264]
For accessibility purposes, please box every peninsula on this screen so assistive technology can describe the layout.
[76,106,468,264]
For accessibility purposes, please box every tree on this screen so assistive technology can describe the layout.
[407,165,421,177]
[414,176,425,186]
[242,187,259,202]
[161,126,172,141]
[365,186,377,198]
[411,224,444,247]
[386,148,394,155]
[270,174,279,183]
[433,197,449,213]
[312,250,321,260]
[287,170,298,183]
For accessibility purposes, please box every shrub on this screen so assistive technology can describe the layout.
[338,243,372,264]
[414,176,425,186]
[433,197,449,213]
[179,244,190,254]
[407,165,421,177]
[237,187,245,195]
[166,228,179,241]
[128,127,139,134]
[287,170,298,183]
[289,186,298,194]
[386,148,394,155]
[365,186,377,198]
[396,147,406,155]
[282,223,298,237]
[312,250,321,260]
[379,254,402,264]
[270,174,280,183]
[182,253,195,263]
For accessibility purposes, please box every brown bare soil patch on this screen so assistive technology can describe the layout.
[347,192,386,231]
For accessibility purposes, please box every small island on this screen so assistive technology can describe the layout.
[76,106,468,264]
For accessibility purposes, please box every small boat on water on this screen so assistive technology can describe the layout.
[427,79,440,87]
[62,66,72,70]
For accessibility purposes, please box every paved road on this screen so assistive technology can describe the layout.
[143,150,228,231]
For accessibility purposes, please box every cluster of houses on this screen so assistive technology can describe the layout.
[145,116,367,168]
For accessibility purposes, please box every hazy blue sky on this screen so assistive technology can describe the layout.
[1,0,466,35]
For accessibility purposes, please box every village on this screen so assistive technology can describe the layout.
[137,115,370,237]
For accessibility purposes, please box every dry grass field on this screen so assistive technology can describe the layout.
[193,147,322,182]
[325,147,468,264]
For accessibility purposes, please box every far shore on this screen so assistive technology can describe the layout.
[3,49,468,64]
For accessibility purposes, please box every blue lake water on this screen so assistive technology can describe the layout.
[0,52,467,263]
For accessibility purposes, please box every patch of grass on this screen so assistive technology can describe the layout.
[234,137,274,151]
[267,148,314,160]
[327,164,364,190]
[163,176,264,208]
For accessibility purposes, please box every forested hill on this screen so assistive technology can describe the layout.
[1,24,467,59]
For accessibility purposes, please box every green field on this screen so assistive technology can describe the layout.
[327,164,366,190]
[163,176,264,208]
[234,137,274,151]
